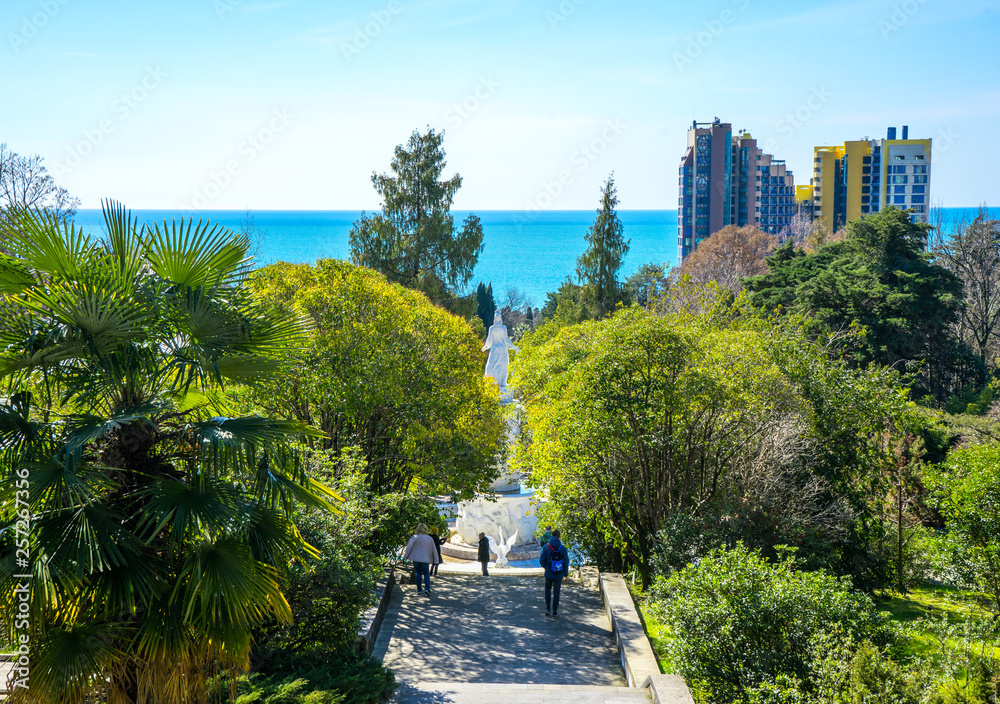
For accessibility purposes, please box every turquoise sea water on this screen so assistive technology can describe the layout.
[72,208,996,309]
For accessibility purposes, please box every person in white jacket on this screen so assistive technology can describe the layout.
[403,523,442,597]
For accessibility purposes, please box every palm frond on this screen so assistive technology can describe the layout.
[0,206,99,278]
[147,218,252,290]
[240,503,320,565]
[172,536,292,637]
[101,199,149,285]
[63,402,164,466]
[18,279,150,358]
[0,252,34,294]
[18,622,124,704]
[36,502,141,576]
[136,474,239,544]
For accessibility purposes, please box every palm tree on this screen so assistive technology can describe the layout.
[0,202,336,704]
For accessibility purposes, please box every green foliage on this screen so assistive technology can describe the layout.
[624,262,669,308]
[745,207,983,402]
[213,652,394,704]
[0,203,334,704]
[348,128,484,311]
[476,281,497,329]
[926,443,1000,614]
[539,278,592,327]
[247,259,507,498]
[576,174,629,318]
[513,300,913,589]
[647,545,896,704]
[945,379,998,416]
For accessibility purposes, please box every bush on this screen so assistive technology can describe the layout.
[648,544,896,704]
[212,653,395,704]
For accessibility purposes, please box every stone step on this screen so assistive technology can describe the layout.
[392,682,650,704]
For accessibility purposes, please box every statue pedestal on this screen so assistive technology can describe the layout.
[448,488,541,563]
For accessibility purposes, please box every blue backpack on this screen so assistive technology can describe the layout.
[548,544,565,573]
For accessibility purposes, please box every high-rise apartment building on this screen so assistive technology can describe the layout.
[811,125,931,234]
[678,119,796,263]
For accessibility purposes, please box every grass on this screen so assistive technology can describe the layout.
[876,584,998,660]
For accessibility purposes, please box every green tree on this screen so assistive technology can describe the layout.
[348,128,484,312]
[745,207,982,401]
[624,262,668,308]
[648,545,894,704]
[513,300,912,589]
[576,174,629,318]
[246,259,507,498]
[475,281,496,328]
[0,203,334,704]
[926,443,1000,614]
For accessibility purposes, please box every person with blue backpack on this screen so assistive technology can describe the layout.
[539,529,570,618]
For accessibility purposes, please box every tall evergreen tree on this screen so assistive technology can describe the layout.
[349,128,484,311]
[576,173,629,318]
[475,281,496,328]
[745,207,983,401]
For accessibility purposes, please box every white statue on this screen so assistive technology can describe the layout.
[482,311,518,389]
[487,525,519,568]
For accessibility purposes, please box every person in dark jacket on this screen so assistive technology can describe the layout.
[539,529,570,618]
[477,532,491,576]
[430,531,443,575]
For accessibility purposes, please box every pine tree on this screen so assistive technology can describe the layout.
[576,173,629,318]
[349,128,484,310]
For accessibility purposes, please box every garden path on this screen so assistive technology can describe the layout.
[377,574,649,703]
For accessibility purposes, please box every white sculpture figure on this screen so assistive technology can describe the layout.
[487,525,519,568]
[482,311,518,390]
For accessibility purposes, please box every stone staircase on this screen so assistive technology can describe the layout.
[392,682,650,703]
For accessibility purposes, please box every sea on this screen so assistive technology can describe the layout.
[71,207,997,309]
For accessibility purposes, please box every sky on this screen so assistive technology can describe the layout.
[2,0,998,211]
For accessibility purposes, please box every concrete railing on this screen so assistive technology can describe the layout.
[643,674,696,704]
[597,573,696,703]
[356,570,396,657]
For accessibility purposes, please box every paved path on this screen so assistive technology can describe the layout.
[377,574,630,702]
[390,682,649,703]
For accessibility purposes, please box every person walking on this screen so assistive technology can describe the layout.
[539,529,570,618]
[430,530,443,575]
[539,525,552,546]
[403,523,441,597]
[477,532,491,576]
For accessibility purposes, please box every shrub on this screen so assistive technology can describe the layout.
[648,544,895,703]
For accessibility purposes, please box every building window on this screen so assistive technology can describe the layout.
[912,185,925,194]
[911,195,925,203]
[913,175,928,184]
[891,175,908,184]
[894,155,905,160]
[913,165,927,174]
[894,185,907,194]
[915,155,925,160]
[890,165,907,174]
[894,195,906,204]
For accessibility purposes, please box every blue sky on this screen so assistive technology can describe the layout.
[3,0,998,210]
